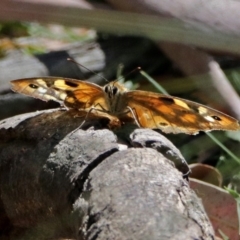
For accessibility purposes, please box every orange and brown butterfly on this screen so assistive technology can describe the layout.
[10,77,240,134]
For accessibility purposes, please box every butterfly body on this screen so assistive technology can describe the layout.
[11,77,240,134]
[102,81,128,115]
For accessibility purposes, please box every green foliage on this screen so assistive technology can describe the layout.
[0,21,28,37]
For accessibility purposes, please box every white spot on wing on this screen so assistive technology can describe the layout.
[204,116,215,122]
[37,87,47,94]
[174,99,190,110]
[36,79,48,87]
[198,106,208,115]
[59,92,67,100]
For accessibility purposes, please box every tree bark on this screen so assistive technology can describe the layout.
[0,109,214,239]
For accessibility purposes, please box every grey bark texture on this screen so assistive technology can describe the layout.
[0,109,214,239]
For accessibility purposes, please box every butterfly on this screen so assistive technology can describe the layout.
[10,77,240,134]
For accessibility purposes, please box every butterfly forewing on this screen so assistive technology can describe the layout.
[11,78,63,102]
[125,90,240,134]
[11,77,109,111]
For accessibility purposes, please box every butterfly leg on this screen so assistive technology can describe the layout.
[79,103,108,128]
[126,106,141,127]
[118,106,141,127]
[68,104,108,136]
[78,107,97,128]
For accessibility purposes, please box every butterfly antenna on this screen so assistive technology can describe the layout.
[118,66,142,81]
[126,67,142,79]
[67,58,109,83]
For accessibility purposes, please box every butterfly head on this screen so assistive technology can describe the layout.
[103,81,127,99]
[102,81,129,114]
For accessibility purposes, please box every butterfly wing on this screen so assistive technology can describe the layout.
[11,77,109,111]
[125,90,240,134]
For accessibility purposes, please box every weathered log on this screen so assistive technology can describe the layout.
[0,109,214,239]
